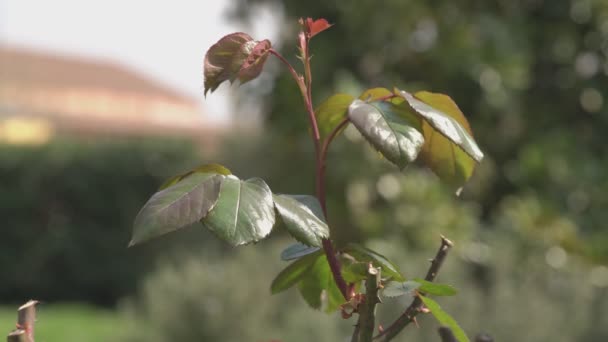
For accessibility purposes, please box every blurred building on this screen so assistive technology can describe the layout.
[0,47,221,147]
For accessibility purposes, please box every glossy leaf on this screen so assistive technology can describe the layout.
[202,176,275,246]
[348,99,425,170]
[359,87,393,102]
[131,173,224,246]
[273,194,329,247]
[280,242,320,261]
[394,89,483,191]
[342,244,405,281]
[297,253,345,312]
[315,94,354,140]
[159,163,232,190]
[271,251,321,294]
[420,296,470,342]
[204,32,272,95]
[414,278,458,296]
[382,281,421,298]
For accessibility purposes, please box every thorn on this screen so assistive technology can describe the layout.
[412,317,419,328]
[378,324,384,333]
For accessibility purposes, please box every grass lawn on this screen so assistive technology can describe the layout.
[0,303,128,342]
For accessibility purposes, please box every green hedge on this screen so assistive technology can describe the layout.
[0,137,215,306]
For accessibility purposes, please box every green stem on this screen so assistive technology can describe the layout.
[358,265,381,342]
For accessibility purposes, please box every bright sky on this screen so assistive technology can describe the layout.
[0,0,280,122]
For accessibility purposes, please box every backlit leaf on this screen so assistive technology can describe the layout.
[420,296,470,342]
[131,173,224,246]
[348,99,424,169]
[302,18,333,38]
[280,242,320,261]
[202,176,275,246]
[359,87,393,102]
[382,281,421,298]
[271,251,321,294]
[414,278,458,296]
[158,163,232,190]
[341,261,370,283]
[342,244,405,281]
[315,94,354,140]
[273,194,329,247]
[394,89,483,192]
[297,252,345,312]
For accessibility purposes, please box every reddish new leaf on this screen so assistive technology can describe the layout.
[203,32,272,96]
[238,39,272,84]
[301,18,333,38]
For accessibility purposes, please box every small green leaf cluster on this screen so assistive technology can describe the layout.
[271,243,404,313]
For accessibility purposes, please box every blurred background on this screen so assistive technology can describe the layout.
[1,0,608,341]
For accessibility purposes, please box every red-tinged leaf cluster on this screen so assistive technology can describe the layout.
[204,32,272,96]
[300,17,333,38]
[238,39,272,84]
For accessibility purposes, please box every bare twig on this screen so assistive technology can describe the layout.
[438,327,457,342]
[7,300,38,342]
[374,236,453,341]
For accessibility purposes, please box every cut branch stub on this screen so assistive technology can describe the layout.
[204,32,272,95]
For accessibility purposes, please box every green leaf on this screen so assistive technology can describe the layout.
[414,278,458,296]
[342,244,405,281]
[394,89,484,193]
[159,163,232,190]
[273,194,329,247]
[204,33,272,95]
[202,176,276,246]
[315,94,355,140]
[359,87,393,102]
[348,99,425,170]
[382,281,421,298]
[297,253,345,313]
[341,261,369,283]
[271,251,321,294]
[280,242,320,261]
[420,295,470,342]
[131,173,224,246]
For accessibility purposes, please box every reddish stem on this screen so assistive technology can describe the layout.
[269,47,349,300]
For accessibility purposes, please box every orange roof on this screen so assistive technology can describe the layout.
[0,46,195,104]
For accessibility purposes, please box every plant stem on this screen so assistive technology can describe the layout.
[374,236,454,341]
[7,300,38,342]
[269,47,349,300]
[357,265,381,342]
